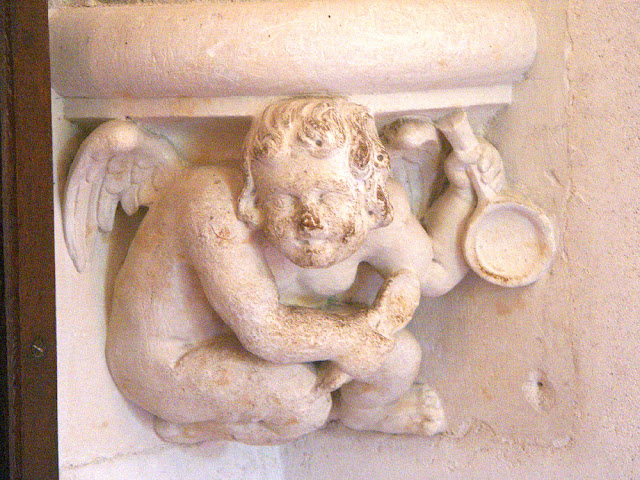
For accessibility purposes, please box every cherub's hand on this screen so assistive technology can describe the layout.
[445,140,505,196]
[473,140,506,196]
[333,271,420,380]
[368,270,421,338]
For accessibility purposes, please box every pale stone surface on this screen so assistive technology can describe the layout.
[61,443,285,480]
[48,0,535,120]
[49,1,536,98]
[563,0,640,474]
[52,0,640,478]
[63,96,527,446]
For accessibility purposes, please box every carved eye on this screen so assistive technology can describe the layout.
[375,152,389,167]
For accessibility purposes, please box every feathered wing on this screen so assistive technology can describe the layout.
[380,118,445,218]
[63,120,184,272]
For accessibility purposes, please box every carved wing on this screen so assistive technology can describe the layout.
[380,118,445,218]
[63,120,184,272]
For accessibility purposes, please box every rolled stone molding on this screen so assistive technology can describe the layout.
[50,0,537,118]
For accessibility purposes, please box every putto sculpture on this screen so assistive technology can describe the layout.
[63,96,554,445]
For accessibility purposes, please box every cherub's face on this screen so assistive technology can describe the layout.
[253,144,373,268]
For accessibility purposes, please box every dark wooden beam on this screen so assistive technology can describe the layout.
[1,0,57,478]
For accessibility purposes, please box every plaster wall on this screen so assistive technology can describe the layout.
[53,0,640,478]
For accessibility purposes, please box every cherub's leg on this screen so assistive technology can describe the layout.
[154,414,326,446]
[335,329,446,435]
[111,334,331,445]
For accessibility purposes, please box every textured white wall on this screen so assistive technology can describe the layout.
[564,0,640,472]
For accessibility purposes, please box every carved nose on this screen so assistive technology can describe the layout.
[299,211,323,231]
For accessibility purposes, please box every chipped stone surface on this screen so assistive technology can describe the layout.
[64,97,519,446]
[51,0,640,478]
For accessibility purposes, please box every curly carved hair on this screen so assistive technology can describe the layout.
[239,96,393,228]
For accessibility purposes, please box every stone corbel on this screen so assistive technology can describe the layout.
[52,0,553,447]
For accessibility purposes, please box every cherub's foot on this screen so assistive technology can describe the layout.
[338,384,446,436]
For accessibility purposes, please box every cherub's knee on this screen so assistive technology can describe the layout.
[265,364,332,427]
[387,329,422,377]
[339,329,422,409]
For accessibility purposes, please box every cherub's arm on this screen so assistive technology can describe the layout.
[420,184,475,295]
[182,182,419,380]
[364,180,473,296]
[365,140,504,296]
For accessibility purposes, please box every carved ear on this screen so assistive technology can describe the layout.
[368,184,394,229]
[237,174,263,228]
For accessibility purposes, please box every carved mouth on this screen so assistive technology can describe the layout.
[284,239,338,268]
[295,228,337,245]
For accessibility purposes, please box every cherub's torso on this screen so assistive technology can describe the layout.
[261,238,364,307]
[110,166,378,355]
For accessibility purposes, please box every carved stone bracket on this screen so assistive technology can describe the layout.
[51,0,554,451]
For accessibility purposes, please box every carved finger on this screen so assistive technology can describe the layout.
[481,163,501,184]
[477,150,492,173]
[477,143,500,173]
[372,271,421,338]
[481,167,506,191]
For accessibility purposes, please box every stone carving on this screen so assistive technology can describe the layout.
[63,96,554,445]
[380,118,444,219]
[435,112,556,287]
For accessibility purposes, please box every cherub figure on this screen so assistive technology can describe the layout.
[64,97,504,445]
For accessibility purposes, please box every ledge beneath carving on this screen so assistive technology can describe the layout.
[50,0,536,120]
